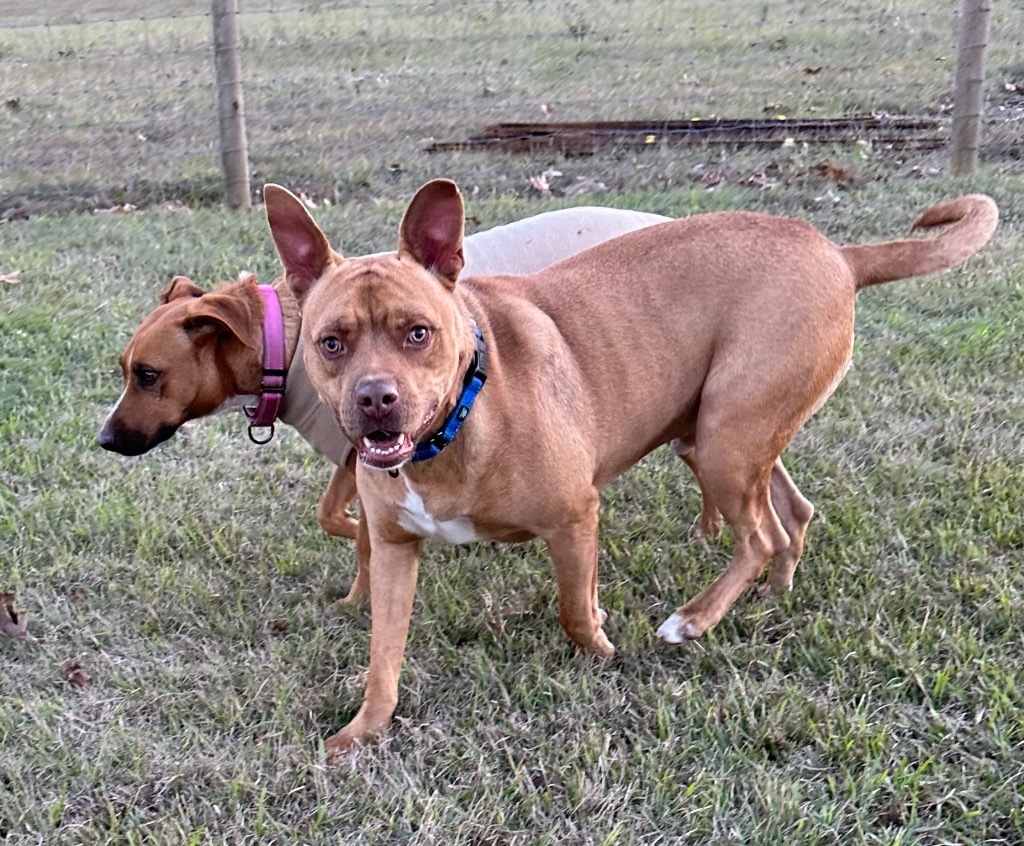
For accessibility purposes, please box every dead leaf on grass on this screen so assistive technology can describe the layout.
[267,618,288,635]
[0,270,21,284]
[62,658,91,687]
[93,203,137,216]
[1,591,33,640]
[562,176,607,197]
[811,158,856,186]
[528,168,562,196]
[162,199,191,213]
[744,171,778,190]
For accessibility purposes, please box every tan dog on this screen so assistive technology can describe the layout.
[268,180,996,756]
[98,205,672,583]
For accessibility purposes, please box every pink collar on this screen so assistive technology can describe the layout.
[244,284,287,444]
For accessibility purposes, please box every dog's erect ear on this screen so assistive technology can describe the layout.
[264,183,335,303]
[398,179,465,289]
[181,292,260,350]
[161,275,205,304]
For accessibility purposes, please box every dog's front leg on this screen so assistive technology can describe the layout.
[544,494,615,657]
[316,462,360,540]
[323,535,421,758]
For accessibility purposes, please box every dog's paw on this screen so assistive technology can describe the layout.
[589,629,615,657]
[324,591,369,618]
[656,611,705,644]
[323,728,367,762]
[317,513,360,540]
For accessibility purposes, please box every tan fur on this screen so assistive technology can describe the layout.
[266,179,997,757]
[99,206,676,580]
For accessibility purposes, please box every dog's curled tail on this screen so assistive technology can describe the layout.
[842,194,998,290]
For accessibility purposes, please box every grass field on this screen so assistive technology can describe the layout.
[2,1,1024,844]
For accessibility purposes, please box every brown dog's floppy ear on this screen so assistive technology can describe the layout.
[161,275,205,303]
[182,293,260,350]
[398,179,465,288]
[264,184,335,304]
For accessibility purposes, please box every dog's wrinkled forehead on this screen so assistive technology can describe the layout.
[302,253,455,336]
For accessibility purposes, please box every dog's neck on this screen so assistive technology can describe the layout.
[271,275,303,372]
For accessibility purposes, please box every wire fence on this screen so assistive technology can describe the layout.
[1,0,1022,215]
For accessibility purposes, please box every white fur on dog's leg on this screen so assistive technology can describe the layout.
[656,611,702,644]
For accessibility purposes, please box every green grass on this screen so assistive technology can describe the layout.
[2,171,1023,844]
[2,0,1024,842]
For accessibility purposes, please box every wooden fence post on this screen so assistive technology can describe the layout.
[211,0,251,207]
[949,0,991,176]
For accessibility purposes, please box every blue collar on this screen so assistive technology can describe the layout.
[411,323,487,463]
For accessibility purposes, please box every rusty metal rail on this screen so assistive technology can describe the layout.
[426,115,947,154]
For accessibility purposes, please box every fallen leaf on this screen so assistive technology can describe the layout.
[161,200,190,213]
[267,619,288,635]
[528,168,562,196]
[0,591,31,640]
[92,203,137,216]
[562,176,607,197]
[62,658,91,687]
[811,159,856,185]
[0,270,21,284]
[744,171,778,190]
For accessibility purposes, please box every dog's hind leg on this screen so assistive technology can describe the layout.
[658,413,792,641]
[326,511,371,615]
[544,492,615,656]
[669,438,723,543]
[762,460,814,595]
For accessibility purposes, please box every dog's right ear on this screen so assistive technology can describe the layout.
[398,179,465,289]
[264,184,334,304]
[160,275,205,304]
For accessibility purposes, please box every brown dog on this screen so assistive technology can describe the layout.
[266,180,997,756]
[98,205,672,574]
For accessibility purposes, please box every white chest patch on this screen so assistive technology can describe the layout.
[397,479,481,544]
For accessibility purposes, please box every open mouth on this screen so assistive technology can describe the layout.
[357,429,415,470]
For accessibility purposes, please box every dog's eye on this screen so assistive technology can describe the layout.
[320,336,344,357]
[406,326,431,347]
[135,368,159,388]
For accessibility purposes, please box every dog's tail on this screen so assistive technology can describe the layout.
[841,194,998,290]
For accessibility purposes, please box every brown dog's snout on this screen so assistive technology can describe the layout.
[97,418,179,456]
[355,377,400,422]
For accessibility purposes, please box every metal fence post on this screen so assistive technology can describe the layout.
[211,0,251,207]
[949,0,991,176]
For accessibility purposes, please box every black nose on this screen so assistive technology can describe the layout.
[97,427,118,451]
[355,378,400,420]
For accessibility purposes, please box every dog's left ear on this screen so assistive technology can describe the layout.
[398,179,465,289]
[264,183,335,304]
[161,275,205,303]
[181,293,260,350]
